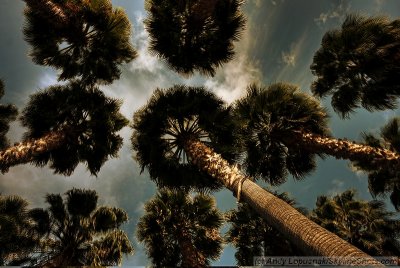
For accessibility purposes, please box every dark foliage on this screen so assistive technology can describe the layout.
[0,80,18,150]
[226,191,305,266]
[132,85,239,191]
[20,81,128,175]
[137,189,223,267]
[311,14,400,118]
[233,83,330,185]
[310,190,400,256]
[23,0,137,85]
[144,0,246,76]
[353,117,400,211]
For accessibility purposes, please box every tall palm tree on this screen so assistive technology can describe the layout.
[28,188,133,267]
[0,194,41,265]
[137,189,223,267]
[352,117,400,211]
[0,80,17,150]
[144,0,246,76]
[131,85,381,264]
[23,0,137,85]
[0,81,128,175]
[310,14,400,118]
[233,83,400,186]
[226,191,305,266]
[310,189,400,257]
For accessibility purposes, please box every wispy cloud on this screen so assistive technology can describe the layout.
[201,19,263,104]
[314,0,351,26]
[281,50,296,66]
[327,178,345,196]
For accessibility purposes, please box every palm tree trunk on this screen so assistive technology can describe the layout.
[177,230,206,268]
[0,131,66,173]
[288,131,400,169]
[183,138,383,266]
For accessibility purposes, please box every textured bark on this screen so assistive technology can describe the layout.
[0,131,66,173]
[184,138,383,266]
[177,230,206,268]
[288,131,400,169]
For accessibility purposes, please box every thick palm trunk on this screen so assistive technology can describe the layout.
[177,230,206,268]
[288,131,400,169]
[0,131,66,173]
[184,138,383,266]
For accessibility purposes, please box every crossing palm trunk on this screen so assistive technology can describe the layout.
[183,138,383,266]
[286,131,400,169]
[0,130,66,173]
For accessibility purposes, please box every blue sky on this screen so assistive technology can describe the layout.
[0,0,400,265]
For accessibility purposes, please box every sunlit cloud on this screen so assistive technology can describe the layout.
[202,18,263,104]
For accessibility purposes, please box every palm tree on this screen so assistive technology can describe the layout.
[310,189,400,257]
[137,189,223,267]
[23,0,137,85]
[28,188,133,267]
[0,81,128,175]
[233,83,400,186]
[352,117,400,211]
[144,0,246,76]
[0,80,18,150]
[131,85,381,264]
[0,194,40,265]
[310,14,400,118]
[226,191,305,266]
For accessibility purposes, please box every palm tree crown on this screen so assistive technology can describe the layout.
[132,85,381,263]
[132,85,238,190]
[23,0,137,85]
[0,80,18,150]
[0,194,41,265]
[29,188,134,267]
[353,117,400,211]
[233,83,330,185]
[144,0,246,76]
[311,14,400,118]
[137,189,223,267]
[15,81,128,175]
[310,189,400,256]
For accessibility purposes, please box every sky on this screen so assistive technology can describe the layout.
[1,0,400,266]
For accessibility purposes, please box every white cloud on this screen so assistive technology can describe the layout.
[281,50,296,66]
[327,178,345,196]
[129,11,165,74]
[201,19,263,104]
[314,1,351,27]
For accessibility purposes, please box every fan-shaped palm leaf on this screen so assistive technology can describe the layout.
[132,85,381,263]
[234,83,400,186]
[137,189,223,267]
[226,191,305,266]
[311,14,400,118]
[0,81,128,175]
[144,0,245,76]
[23,0,137,85]
[353,117,400,211]
[31,188,133,267]
[310,189,400,256]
